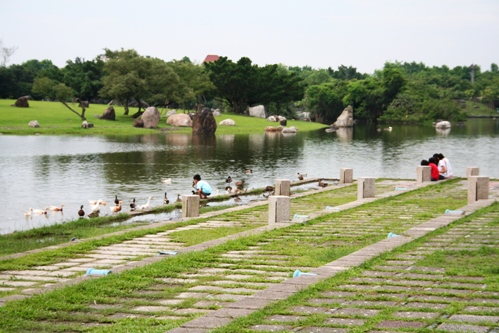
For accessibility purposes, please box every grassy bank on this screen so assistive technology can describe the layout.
[0,99,327,135]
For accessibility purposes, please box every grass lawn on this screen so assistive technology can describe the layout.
[0,99,328,135]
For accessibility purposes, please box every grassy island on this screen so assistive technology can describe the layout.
[0,100,328,136]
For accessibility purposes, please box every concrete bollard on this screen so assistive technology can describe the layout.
[274,179,291,196]
[466,167,479,178]
[268,195,291,224]
[182,195,200,218]
[357,177,375,200]
[416,166,431,183]
[468,176,489,204]
[340,168,353,184]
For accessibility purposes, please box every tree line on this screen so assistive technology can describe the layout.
[0,47,498,124]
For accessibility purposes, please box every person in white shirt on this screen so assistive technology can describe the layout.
[434,153,453,178]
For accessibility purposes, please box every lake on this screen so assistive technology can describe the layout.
[1,118,498,234]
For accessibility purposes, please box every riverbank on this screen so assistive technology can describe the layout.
[0,178,497,332]
[0,100,327,135]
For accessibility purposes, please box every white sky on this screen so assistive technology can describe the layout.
[1,0,498,74]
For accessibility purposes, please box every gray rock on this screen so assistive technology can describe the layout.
[28,120,40,128]
[167,113,192,127]
[333,105,354,127]
[99,106,116,120]
[142,107,160,128]
[249,105,266,118]
[192,108,217,135]
[219,119,236,126]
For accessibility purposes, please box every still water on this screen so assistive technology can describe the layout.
[1,119,498,234]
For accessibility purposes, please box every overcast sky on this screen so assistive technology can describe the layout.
[1,0,498,74]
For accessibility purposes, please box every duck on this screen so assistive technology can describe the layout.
[130,198,136,211]
[137,197,152,210]
[245,169,253,174]
[175,194,182,203]
[225,176,232,183]
[110,201,123,213]
[384,126,393,132]
[264,185,275,193]
[47,204,64,212]
[24,208,33,216]
[297,172,307,181]
[89,199,107,206]
[163,192,169,205]
[225,186,233,194]
[318,179,328,188]
[114,195,120,206]
[32,208,48,215]
[161,178,172,185]
[234,188,243,195]
[235,180,245,187]
[90,200,102,214]
[78,205,85,218]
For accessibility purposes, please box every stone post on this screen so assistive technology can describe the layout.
[340,168,353,184]
[357,177,375,200]
[274,179,291,196]
[268,195,290,224]
[466,167,479,178]
[416,166,431,183]
[182,195,200,218]
[468,176,489,204]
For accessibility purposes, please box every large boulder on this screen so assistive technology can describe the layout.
[219,119,236,126]
[167,113,192,127]
[142,107,160,128]
[249,105,266,118]
[333,105,354,127]
[13,96,29,108]
[99,106,116,120]
[28,120,40,128]
[435,120,451,129]
[192,108,217,135]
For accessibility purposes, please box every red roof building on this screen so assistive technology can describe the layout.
[203,54,220,63]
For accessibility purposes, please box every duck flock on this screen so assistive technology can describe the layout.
[23,171,312,220]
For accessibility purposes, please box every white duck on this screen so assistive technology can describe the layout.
[47,204,64,212]
[161,178,172,185]
[90,200,102,214]
[138,197,152,210]
[32,208,48,215]
[89,199,107,206]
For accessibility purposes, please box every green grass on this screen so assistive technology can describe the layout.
[0,179,475,332]
[464,100,498,117]
[0,99,327,135]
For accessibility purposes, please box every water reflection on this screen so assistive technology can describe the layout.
[335,127,353,142]
[1,119,499,234]
[436,128,451,136]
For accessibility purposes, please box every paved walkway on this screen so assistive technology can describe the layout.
[167,197,498,333]
[0,178,498,333]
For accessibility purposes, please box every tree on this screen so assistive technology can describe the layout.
[167,59,214,111]
[0,39,18,67]
[204,56,304,114]
[61,57,104,101]
[32,77,55,100]
[53,83,88,121]
[100,49,148,115]
[305,81,347,123]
